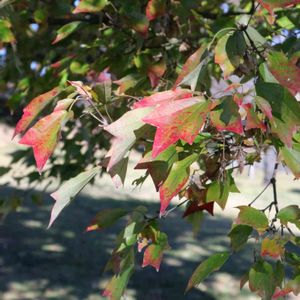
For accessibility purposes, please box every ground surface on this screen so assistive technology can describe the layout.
[0,123,299,300]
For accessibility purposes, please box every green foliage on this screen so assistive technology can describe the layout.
[1,0,300,299]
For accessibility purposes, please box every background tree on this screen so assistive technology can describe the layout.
[1,0,300,299]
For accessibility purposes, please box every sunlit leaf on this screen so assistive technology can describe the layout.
[261,237,285,259]
[277,205,300,229]
[102,265,134,300]
[236,206,268,234]
[19,110,72,172]
[258,0,300,16]
[133,89,192,109]
[104,107,153,170]
[186,252,230,292]
[146,0,166,21]
[210,97,243,135]
[14,87,60,137]
[142,232,169,271]
[267,51,300,95]
[0,19,15,43]
[52,21,82,44]
[73,0,108,14]
[174,45,206,88]
[159,153,198,214]
[143,97,211,157]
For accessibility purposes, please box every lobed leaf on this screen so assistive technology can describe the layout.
[133,89,192,109]
[159,153,198,215]
[143,97,211,157]
[210,97,243,135]
[49,166,100,228]
[277,205,300,228]
[14,87,60,138]
[104,107,153,171]
[236,206,269,234]
[19,110,72,172]
[142,232,169,271]
[174,45,207,88]
[267,51,300,95]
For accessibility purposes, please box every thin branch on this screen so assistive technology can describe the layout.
[248,181,271,206]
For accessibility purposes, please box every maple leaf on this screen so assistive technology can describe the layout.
[143,96,211,158]
[243,103,266,132]
[146,0,166,21]
[210,97,243,135]
[49,166,100,228]
[174,45,207,88]
[258,0,300,16]
[142,232,169,271]
[256,82,300,147]
[267,51,300,95]
[134,145,178,190]
[133,88,192,109]
[183,201,214,218]
[104,107,153,171]
[215,33,236,79]
[19,110,73,173]
[13,87,60,138]
[159,153,198,214]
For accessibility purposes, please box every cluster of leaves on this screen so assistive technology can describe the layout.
[2,0,300,299]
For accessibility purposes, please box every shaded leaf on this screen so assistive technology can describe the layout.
[186,252,230,292]
[102,265,134,300]
[135,145,178,190]
[272,275,300,299]
[86,208,128,232]
[52,21,82,44]
[248,260,276,299]
[183,201,214,218]
[236,206,268,234]
[19,110,72,172]
[48,166,100,228]
[256,82,300,147]
[143,97,211,157]
[228,224,252,252]
[14,87,60,137]
[147,59,166,87]
[159,153,198,214]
